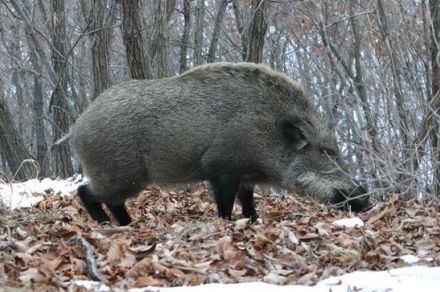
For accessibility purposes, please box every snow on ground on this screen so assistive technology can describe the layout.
[332,217,364,228]
[1,177,440,291]
[319,266,440,292]
[0,174,84,209]
[73,266,440,292]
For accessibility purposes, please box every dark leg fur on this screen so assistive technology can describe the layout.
[237,184,258,221]
[77,185,110,223]
[210,174,240,220]
[106,204,132,226]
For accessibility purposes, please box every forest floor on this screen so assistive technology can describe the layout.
[0,179,439,291]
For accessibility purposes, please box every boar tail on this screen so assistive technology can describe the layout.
[50,129,72,150]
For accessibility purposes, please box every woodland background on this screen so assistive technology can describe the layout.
[1,0,440,202]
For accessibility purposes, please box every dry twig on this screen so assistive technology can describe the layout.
[70,235,107,283]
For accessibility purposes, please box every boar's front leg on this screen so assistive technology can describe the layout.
[210,174,240,220]
[78,185,132,225]
[237,184,258,221]
[106,204,132,226]
[77,185,111,223]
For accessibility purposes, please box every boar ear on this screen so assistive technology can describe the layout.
[280,119,308,150]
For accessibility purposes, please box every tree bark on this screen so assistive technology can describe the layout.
[121,0,152,79]
[26,25,49,177]
[408,0,440,184]
[51,0,73,178]
[0,92,35,181]
[349,2,381,181]
[0,148,6,175]
[7,0,57,177]
[6,24,27,137]
[430,0,440,197]
[376,3,409,139]
[317,3,381,186]
[207,0,228,63]
[9,0,58,83]
[152,0,175,77]
[193,0,205,66]
[245,0,268,63]
[376,0,413,197]
[91,0,115,98]
[179,0,191,73]
[232,0,248,61]
[269,31,283,71]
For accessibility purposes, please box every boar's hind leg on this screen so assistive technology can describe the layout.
[106,204,132,226]
[237,184,258,221]
[77,185,111,223]
[210,174,240,220]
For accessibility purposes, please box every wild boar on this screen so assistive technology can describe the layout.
[73,62,369,225]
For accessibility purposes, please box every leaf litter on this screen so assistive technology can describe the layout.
[0,184,439,290]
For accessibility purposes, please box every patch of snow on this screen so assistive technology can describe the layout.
[70,266,440,292]
[319,266,440,292]
[71,280,110,291]
[400,255,421,264]
[0,174,84,209]
[332,217,364,228]
[399,255,433,264]
[73,281,326,292]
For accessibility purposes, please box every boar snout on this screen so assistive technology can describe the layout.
[331,185,370,212]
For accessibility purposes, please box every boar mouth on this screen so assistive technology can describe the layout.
[332,185,371,212]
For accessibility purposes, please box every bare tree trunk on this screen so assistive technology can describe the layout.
[51,0,73,178]
[27,26,49,177]
[349,2,381,182]
[72,48,89,117]
[245,0,268,63]
[280,37,289,73]
[152,0,175,77]
[121,0,152,79]
[269,31,283,70]
[0,149,6,175]
[350,5,381,153]
[6,24,27,137]
[0,92,35,181]
[91,0,115,98]
[232,0,248,61]
[376,0,413,197]
[400,0,435,190]
[430,0,440,197]
[317,4,381,185]
[179,0,191,73]
[77,0,94,110]
[193,0,205,66]
[7,10,49,177]
[7,0,56,177]
[9,0,58,83]
[207,0,227,63]
[376,0,409,143]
